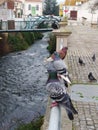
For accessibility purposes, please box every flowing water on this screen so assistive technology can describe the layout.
[0,33,50,130]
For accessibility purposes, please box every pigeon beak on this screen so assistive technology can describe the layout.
[46,57,53,62]
[60,75,71,84]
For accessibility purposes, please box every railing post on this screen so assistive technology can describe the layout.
[52,22,72,51]
[52,22,72,67]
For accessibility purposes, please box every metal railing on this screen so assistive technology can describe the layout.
[0,20,53,33]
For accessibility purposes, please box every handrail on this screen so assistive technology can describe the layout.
[42,20,72,130]
[0,28,53,33]
[48,103,61,130]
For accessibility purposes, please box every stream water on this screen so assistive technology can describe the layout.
[0,33,50,130]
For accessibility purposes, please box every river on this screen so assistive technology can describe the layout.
[0,33,50,130]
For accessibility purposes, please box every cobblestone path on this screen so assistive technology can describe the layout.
[67,25,98,130]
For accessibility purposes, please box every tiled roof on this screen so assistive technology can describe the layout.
[0,0,14,5]
[25,0,42,2]
[65,0,88,6]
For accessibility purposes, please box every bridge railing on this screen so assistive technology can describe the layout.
[48,104,61,130]
[0,20,40,30]
[0,18,58,31]
[0,20,53,33]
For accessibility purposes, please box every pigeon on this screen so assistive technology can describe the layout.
[78,57,85,66]
[45,47,68,62]
[46,67,78,120]
[88,72,97,82]
[92,54,96,61]
[45,47,71,88]
[58,47,68,60]
[52,51,71,87]
[45,51,71,88]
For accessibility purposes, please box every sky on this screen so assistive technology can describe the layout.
[57,0,65,4]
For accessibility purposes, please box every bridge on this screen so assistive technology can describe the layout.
[0,16,60,33]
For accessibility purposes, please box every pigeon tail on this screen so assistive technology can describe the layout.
[65,107,74,120]
[92,54,96,61]
[69,98,78,114]
[61,94,78,116]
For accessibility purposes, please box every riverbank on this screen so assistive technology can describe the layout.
[0,32,43,56]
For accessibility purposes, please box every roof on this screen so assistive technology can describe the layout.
[0,0,15,5]
[25,0,42,2]
[65,0,86,6]
[0,0,6,5]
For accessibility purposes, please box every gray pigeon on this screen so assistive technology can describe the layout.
[92,54,96,61]
[79,57,85,66]
[88,72,97,82]
[52,51,71,87]
[46,66,78,120]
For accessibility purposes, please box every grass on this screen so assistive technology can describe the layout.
[16,116,44,130]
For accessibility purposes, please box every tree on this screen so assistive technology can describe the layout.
[43,0,58,15]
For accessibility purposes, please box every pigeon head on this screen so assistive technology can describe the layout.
[58,47,68,59]
[89,72,92,75]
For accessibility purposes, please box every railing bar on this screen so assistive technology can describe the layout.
[0,28,53,33]
[48,105,61,130]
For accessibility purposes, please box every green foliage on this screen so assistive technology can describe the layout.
[33,32,43,40]
[47,33,56,54]
[16,116,44,130]
[76,92,84,98]
[21,32,34,45]
[8,32,43,52]
[37,21,49,28]
[8,33,29,51]
[43,0,58,15]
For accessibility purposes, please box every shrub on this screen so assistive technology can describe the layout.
[8,33,29,51]
[21,32,34,45]
[33,32,43,40]
[16,116,44,130]
[8,32,43,52]
[47,33,56,54]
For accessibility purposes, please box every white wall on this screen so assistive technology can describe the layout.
[77,10,98,22]
[24,1,42,16]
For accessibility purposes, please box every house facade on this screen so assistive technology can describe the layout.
[63,0,90,18]
[0,0,43,20]
[24,0,42,16]
[0,0,14,20]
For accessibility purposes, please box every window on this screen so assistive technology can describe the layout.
[36,5,39,10]
[28,4,31,10]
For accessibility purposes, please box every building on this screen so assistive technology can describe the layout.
[0,0,43,20]
[63,0,90,18]
[59,3,64,16]
[24,0,43,16]
[65,0,89,6]
[0,0,14,20]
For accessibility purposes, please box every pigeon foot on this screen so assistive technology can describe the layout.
[50,102,58,108]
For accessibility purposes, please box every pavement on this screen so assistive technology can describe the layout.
[41,22,98,130]
[67,23,98,130]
